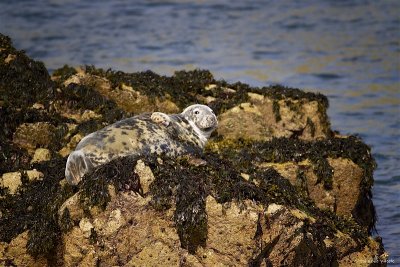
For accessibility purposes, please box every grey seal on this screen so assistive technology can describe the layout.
[65,104,218,185]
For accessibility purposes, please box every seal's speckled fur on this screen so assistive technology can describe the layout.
[65,104,218,185]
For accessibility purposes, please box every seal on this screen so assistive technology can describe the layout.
[65,104,218,185]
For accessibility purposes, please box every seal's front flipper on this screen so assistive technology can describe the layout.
[151,112,171,127]
[65,150,91,185]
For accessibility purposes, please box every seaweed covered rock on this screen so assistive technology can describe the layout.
[207,137,377,232]
[0,34,53,109]
[52,67,331,142]
[52,156,384,266]
[216,91,330,140]
[2,31,331,163]
[0,33,387,266]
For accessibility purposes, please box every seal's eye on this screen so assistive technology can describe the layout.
[194,110,200,115]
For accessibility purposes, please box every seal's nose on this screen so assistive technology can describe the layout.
[206,114,218,128]
[211,114,218,126]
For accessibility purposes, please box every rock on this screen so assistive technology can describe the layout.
[0,33,386,266]
[93,208,125,236]
[201,196,263,265]
[58,132,83,158]
[26,170,44,181]
[1,172,22,194]
[217,93,329,141]
[58,192,85,224]
[31,148,52,163]
[4,54,16,64]
[0,232,47,266]
[32,102,45,110]
[260,157,364,216]
[0,170,43,194]
[339,237,387,266]
[0,34,53,108]
[79,218,94,238]
[52,101,102,122]
[62,192,182,266]
[128,240,180,266]
[134,159,155,194]
[57,183,386,266]
[56,154,383,265]
[206,136,377,231]
[12,122,56,154]
[63,226,95,266]
[63,73,180,114]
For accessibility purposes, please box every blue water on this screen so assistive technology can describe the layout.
[1,0,399,258]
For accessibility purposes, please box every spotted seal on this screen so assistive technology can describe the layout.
[65,104,218,185]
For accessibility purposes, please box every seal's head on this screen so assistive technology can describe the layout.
[181,104,218,139]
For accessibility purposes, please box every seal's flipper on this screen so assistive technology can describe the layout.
[151,112,171,127]
[65,150,92,185]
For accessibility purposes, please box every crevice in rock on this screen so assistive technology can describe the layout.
[248,234,280,267]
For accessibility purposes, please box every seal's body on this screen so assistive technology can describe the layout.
[65,104,217,185]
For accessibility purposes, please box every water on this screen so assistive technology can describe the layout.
[1,0,399,258]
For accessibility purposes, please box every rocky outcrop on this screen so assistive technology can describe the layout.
[0,33,387,266]
[206,137,377,231]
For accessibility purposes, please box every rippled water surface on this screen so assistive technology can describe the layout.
[1,0,399,257]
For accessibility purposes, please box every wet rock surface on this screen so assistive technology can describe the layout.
[0,33,387,266]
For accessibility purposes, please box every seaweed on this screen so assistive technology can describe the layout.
[147,154,368,256]
[291,219,339,266]
[83,65,329,116]
[0,139,372,260]
[0,157,73,259]
[0,33,54,109]
[89,228,98,245]
[27,217,60,257]
[307,117,316,137]
[0,33,377,263]
[55,82,127,124]
[173,164,208,253]
[296,168,310,197]
[206,82,252,114]
[51,64,77,82]
[149,157,209,252]
[84,66,215,110]
[0,141,31,175]
[261,84,329,110]
[249,234,281,267]
[207,136,375,191]
[59,208,74,233]
[206,136,376,231]
[0,34,14,51]
[79,156,141,209]
[272,100,281,122]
